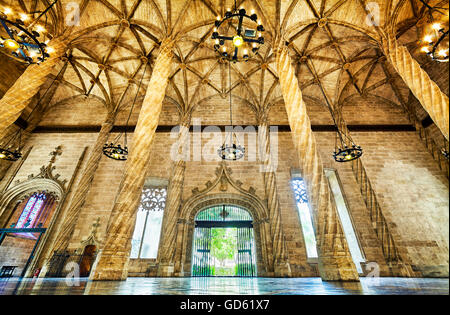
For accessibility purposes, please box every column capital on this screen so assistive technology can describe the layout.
[257,110,270,126]
[179,110,193,128]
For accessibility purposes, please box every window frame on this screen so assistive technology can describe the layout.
[290,172,319,264]
[130,185,167,260]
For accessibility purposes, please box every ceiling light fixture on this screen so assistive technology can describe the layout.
[418,0,449,63]
[218,62,245,161]
[103,63,148,161]
[0,0,57,64]
[212,0,265,62]
[328,108,363,163]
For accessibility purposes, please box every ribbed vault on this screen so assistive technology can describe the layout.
[0,0,446,126]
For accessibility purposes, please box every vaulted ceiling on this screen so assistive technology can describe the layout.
[0,0,444,125]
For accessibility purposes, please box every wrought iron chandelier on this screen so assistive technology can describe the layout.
[103,63,148,161]
[218,62,245,161]
[418,0,449,62]
[0,132,22,161]
[0,61,66,162]
[0,1,57,64]
[333,136,363,162]
[212,0,265,62]
[329,109,363,163]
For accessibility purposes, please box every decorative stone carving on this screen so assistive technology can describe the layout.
[190,162,256,198]
[14,146,67,191]
[81,217,101,249]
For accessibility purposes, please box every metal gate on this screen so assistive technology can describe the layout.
[0,228,46,278]
[46,249,98,278]
[192,205,257,277]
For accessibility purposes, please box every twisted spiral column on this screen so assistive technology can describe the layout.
[49,111,116,253]
[258,117,290,276]
[382,32,449,140]
[158,117,191,276]
[0,60,69,183]
[91,39,175,281]
[0,38,67,135]
[276,44,359,281]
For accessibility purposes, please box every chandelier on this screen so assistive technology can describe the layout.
[0,133,22,161]
[333,137,363,162]
[419,0,449,62]
[212,0,265,62]
[103,63,148,161]
[328,108,363,163]
[218,62,245,161]
[0,1,57,64]
[0,61,66,162]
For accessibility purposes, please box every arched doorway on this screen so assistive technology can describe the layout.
[79,245,97,277]
[0,192,59,277]
[192,205,257,277]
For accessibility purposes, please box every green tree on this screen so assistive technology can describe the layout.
[211,228,237,267]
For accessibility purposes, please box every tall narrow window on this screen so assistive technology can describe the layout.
[325,169,365,274]
[130,187,167,259]
[291,178,318,259]
[15,193,47,228]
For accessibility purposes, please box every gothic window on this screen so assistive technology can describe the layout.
[15,193,47,229]
[130,187,167,259]
[291,178,319,259]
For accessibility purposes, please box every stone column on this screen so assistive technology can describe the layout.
[381,32,449,140]
[91,39,174,281]
[172,219,188,276]
[0,59,69,181]
[0,38,67,135]
[158,116,191,277]
[48,111,116,253]
[276,43,359,281]
[261,220,274,276]
[257,115,291,277]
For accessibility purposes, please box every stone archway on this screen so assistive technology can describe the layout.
[0,168,66,278]
[172,163,274,277]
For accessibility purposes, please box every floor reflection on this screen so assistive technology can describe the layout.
[0,277,447,295]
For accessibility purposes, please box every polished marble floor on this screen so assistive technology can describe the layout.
[0,277,448,295]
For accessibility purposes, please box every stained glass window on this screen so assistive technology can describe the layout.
[291,178,318,259]
[130,187,167,259]
[15,193,47,229]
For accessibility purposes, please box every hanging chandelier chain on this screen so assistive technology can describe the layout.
[228,61,233,127]
[103,61,149,161]
[123,62,149,146]
[33,0,58,22]
[25,60,66,122]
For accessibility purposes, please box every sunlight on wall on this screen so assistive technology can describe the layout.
[325,169,365,274]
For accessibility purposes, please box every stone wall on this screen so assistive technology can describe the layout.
[0,79,448,278]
